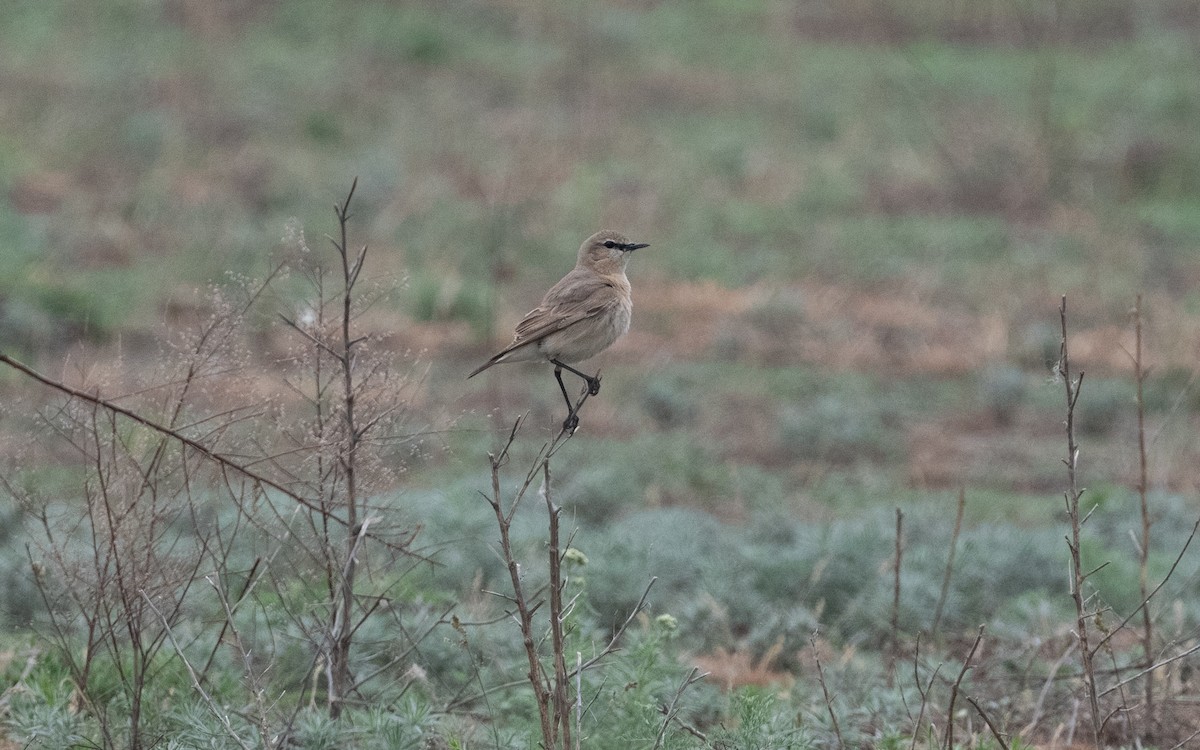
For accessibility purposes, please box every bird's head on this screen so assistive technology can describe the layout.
[579,230,649,273]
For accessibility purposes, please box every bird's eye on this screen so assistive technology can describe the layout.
[603,240,616,249]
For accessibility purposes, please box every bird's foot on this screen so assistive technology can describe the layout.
[563,412,580,433]
[586,374,601,396]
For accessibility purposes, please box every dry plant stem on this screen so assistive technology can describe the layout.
[207,573,275,748]
[944,624,985,750]
[1057,295,1102,741]
[652,667,708,750]
[326,178,366,718]
[909,635,943,750]
[0,352,328,519]
[810,632,845,750]
[488,417,556,747]
[966,696,1009,750]
[1132,294,1155,725]
[143,592,257,750]
[1092,513,1200,655]
[1100,639,1200,698]
[545,460,572,748]
[575,652,583,750]
[571,578,655,675]
[931,488,966,640]
[1170,726,1200,750]
[888,507,903,687]
[1021,641,1075,736]
[482,416,656,747]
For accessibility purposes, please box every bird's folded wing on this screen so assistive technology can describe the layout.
[508,275,618,349]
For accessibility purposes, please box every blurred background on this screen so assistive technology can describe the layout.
[4,0,1200,743]
[4,0,1200,494]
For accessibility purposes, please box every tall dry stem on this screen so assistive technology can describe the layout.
[481,416,657,748]
[1056,295,1101,742]
[1132,294,1155,726]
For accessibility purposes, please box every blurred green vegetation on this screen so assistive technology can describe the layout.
[4,0,1200,745]
[1,0,1198,343]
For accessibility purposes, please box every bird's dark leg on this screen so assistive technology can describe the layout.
[553,366,574,413]
[551,359,601,396]
[554,365,579,432]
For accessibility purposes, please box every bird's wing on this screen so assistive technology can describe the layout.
[507,271,619,350]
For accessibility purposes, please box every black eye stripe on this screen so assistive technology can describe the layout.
[603,240,616,248]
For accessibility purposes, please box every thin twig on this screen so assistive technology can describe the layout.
[0,353,328,519]
[1092,514,1200,655]
[652,667,708,750]
[931,488,966,640]
[142,592,255,750]
[1099,640,1200,698]
[966,696,1009,750]
[945,624,985,750]
[888,507,903,687]
[909,634,943,750]
[810,632,845,750]
[1132,294,1156,726]
[572,578,656,676]
[487,418,554,746]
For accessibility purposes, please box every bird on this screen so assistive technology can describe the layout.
[468,229,649,431]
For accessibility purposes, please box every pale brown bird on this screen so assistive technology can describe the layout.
[468,230,649,430]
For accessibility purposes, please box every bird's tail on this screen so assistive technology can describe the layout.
[466,354,502,379]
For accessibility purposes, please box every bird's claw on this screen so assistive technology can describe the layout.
[587,376,601,396]
[563,413,580,433]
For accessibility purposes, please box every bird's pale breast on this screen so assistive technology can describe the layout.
[537,290,631,363]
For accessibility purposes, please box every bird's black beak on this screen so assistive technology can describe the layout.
[623,242,649,252]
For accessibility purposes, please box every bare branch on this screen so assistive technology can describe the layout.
[0,353,329,521]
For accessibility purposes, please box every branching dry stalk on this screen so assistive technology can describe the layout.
[483,415,657,748]
[487,417,556,746]
[7,295,265,750]
[944,624,985,750]
[909,635,943,750]
[1,178,430,744]
[652,667,707,750]
[1056,295,1102,742]
[544,460,573,748]
[274,178,419,718]
[0,353,324,518]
